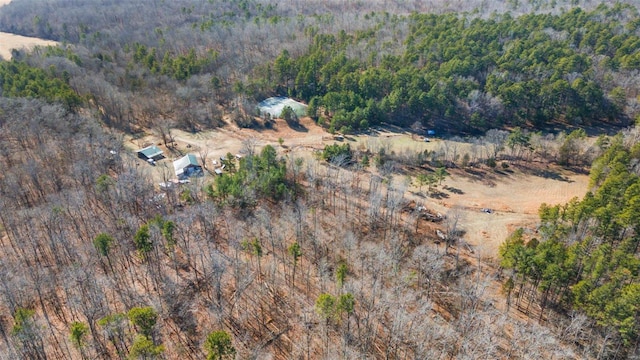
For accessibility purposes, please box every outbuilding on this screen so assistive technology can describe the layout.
[174,154,203,179]
[137,145,164,161]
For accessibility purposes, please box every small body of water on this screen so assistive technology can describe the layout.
[258,97,307,118]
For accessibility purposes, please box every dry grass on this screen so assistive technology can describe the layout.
[0,0,59,60]
[0,32,58,60]
[130,118,590,260]
[427,166,589,259]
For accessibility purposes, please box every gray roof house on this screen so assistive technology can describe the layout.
[137,145,164,161]
[174,154,203,179]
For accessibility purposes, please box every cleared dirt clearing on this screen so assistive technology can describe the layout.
[426,166,589,259]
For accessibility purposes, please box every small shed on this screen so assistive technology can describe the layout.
[137,145,164,161]
[174,154,203,179]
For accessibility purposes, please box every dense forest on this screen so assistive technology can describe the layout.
[0,97,580,359]
[1,0,640,358]
[255,5,640,133]
[0,0,639,134]
[500,130,640,356]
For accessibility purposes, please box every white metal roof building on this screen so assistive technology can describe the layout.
[174,154,203,179]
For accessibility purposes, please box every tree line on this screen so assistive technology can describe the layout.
[252,4,640,134]
[500,129,640,357]
[206,144,290,206]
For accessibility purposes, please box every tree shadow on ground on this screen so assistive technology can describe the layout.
[459,167,501,185]
[429,190,449,199]
[513,163,584,182]
[541,120,628,137]
[494,168,514,175]
[443,185,464,195]
[286,119,308,132]
[531,168,573,182]
[251,118,309,133]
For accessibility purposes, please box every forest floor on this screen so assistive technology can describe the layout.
[0,0,58,60]
[127,117,590,261]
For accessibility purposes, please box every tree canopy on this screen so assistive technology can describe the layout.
[209,144,290,205]
[253,5,640,133]
[204,330,235,360]
[0,60,82,110]
[500,133,640,351]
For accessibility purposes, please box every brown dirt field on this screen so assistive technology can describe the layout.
[170,117,330,160]
[130,118,590,259]
[422,166,589,259]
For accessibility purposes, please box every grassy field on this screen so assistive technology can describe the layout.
[0,0,58,60]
